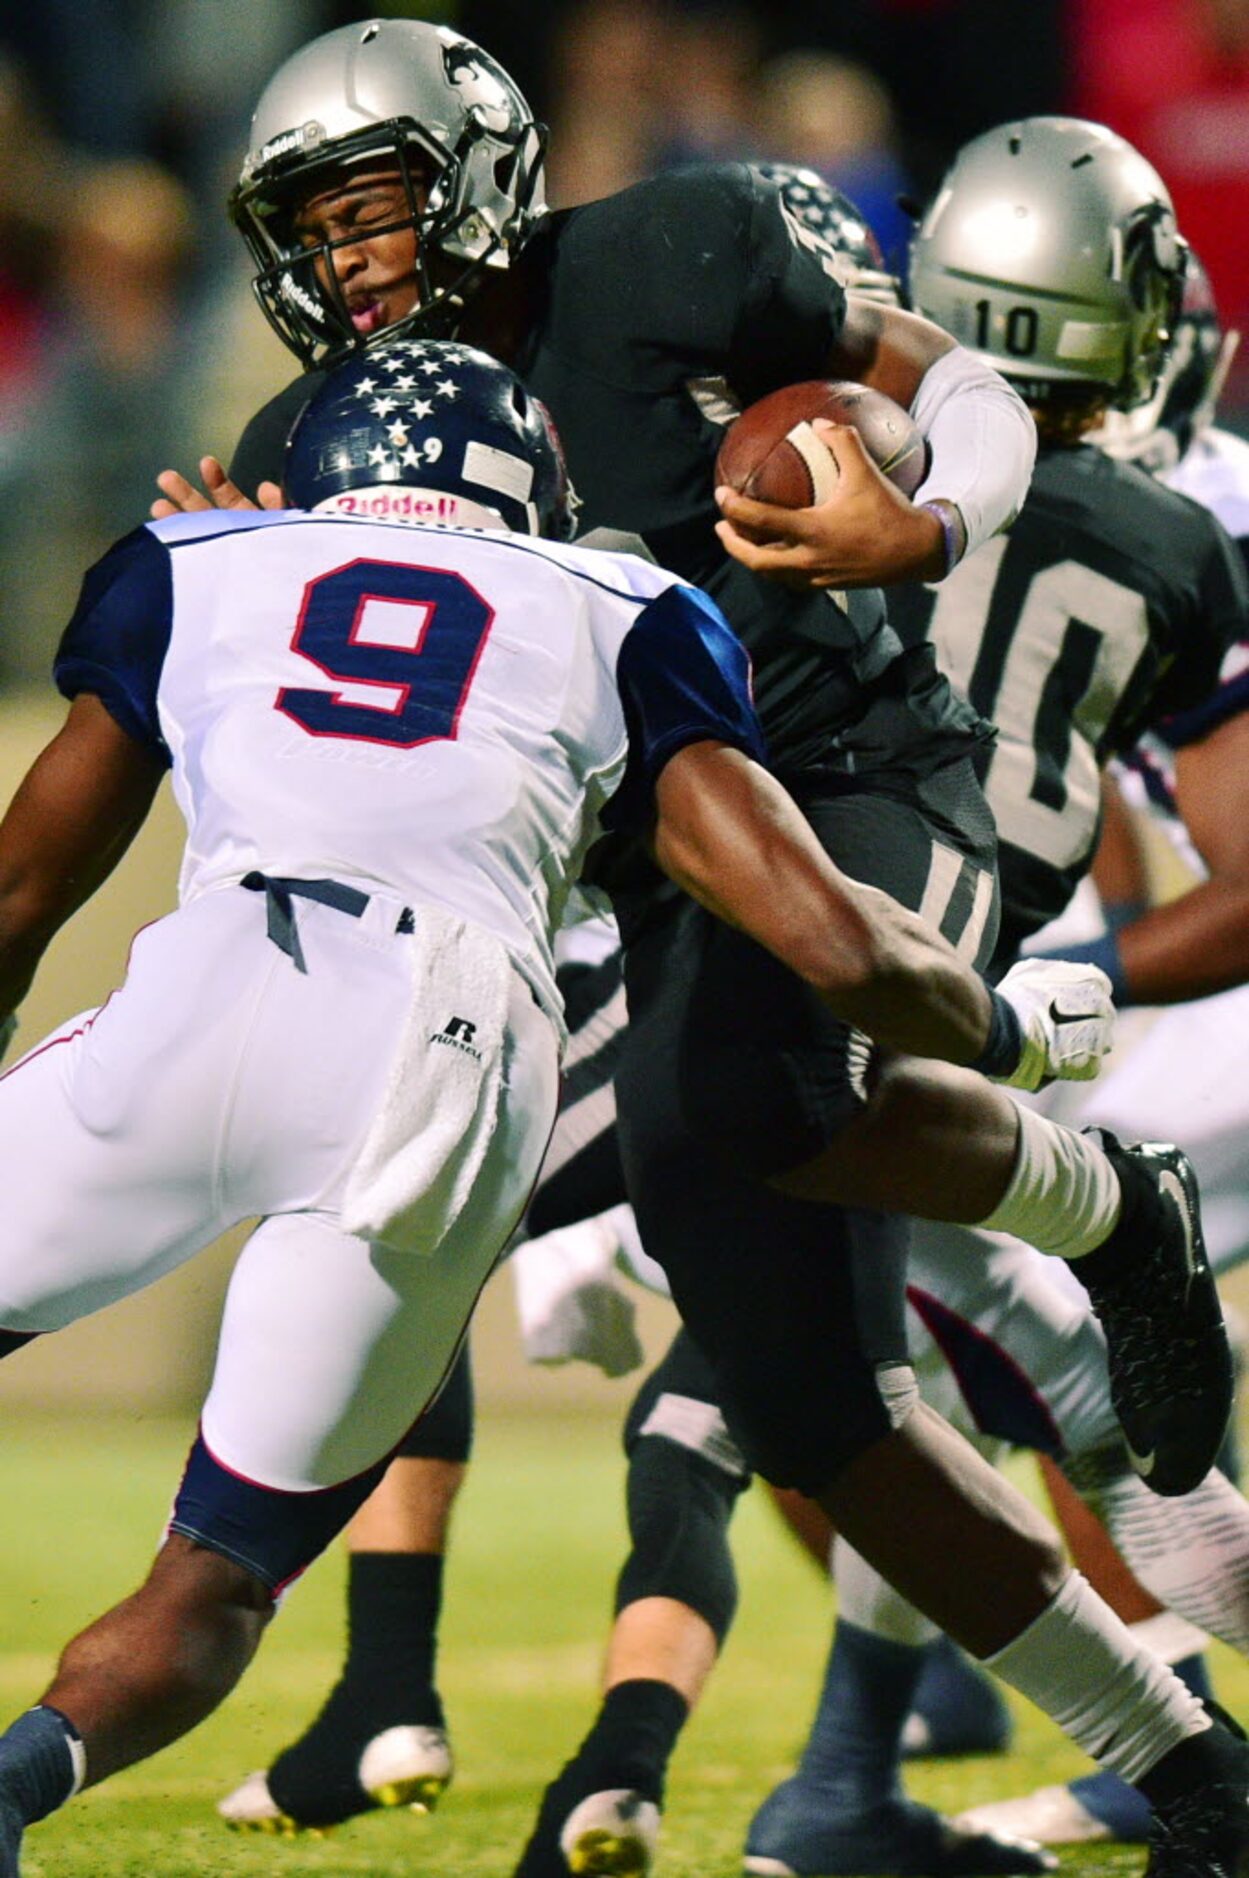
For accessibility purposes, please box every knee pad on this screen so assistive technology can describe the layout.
[394,1342,474,1462]
[615,1412,748,1647]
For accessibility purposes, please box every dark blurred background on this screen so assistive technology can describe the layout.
[1,0,1247,686]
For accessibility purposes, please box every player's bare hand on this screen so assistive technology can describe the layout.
[151,457,284,520]
[716,423,945,589]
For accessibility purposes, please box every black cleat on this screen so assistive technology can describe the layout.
[1146,1774,1249,1875]
[1081,1135,1233,1498]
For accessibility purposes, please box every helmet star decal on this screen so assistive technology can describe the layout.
[286,338,578,542]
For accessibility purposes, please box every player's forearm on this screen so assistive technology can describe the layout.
[652,744,997,1064]
[908,346,1037,564]
[1112,878,1249,1004]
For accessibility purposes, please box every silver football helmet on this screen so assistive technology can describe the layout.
[1096,252,1240,471]
[909,117,1185,411]
[230,19,546,367]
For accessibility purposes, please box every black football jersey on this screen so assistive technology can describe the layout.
[231,164,983,784]
[885,443,1249,965]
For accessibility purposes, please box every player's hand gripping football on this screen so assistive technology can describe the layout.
[151,457,284,520]
[715,422,947,589]
[992,957,1116,1092]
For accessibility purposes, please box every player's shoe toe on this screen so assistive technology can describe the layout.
[950,1782,1131,1847]
[1147,1770,1249,1875]
[558,1789,660,1875]
[742,1784,1056,1875]
[217,1770,317,1837]
[217,1724,451,1833]
[1082,1134,1233,1497]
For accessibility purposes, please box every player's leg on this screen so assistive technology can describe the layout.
[670,769,1230,1500]
[762,1484,1013,1762]
[221,904,599,1835]
[619,928,1249,1877]
[218,1366,471,1832]
[513,1328,747,1878]
[0,1098,553,1870]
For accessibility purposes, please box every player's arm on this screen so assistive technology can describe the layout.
[0,694,166,1017]
[717,298,1035,590]
[649,739,1109,1087]
[1092,710,1249,1004]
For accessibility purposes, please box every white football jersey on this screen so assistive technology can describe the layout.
[56,510,763,1022]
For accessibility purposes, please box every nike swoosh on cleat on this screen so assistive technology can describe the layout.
[1159,1168,1198,1300]
[1126,1441,1157,1477]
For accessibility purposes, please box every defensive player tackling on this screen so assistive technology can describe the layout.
[0,339,1122,1875]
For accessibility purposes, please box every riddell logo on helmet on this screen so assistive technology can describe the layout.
[318,489,481,523]
[251,121,326,175]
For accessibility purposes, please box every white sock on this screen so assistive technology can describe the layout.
[978,1105,1121,1260]
[984,1570,1209,1783]
[1069,1458,1249,1657]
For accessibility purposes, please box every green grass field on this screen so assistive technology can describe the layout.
[0,1409,1242,1877]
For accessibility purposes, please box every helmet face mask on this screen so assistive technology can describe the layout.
[908,117,1187,415]
[284,339,579,541]
[1095,252,1241,469]
[230,21,547,368]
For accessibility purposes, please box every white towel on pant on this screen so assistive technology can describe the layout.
[341,903,512,1253]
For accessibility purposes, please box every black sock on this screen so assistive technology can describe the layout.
[514,1681,689,1878]
[0,1707,80,1825]
[573,1681,690,1803]
[1071,1140,1166,1289]
[267,1552,446,1824]
[1136,1719,1249,1813]
[341,1552,445,1717]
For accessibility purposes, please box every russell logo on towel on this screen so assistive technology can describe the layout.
[430,1015,484,1060]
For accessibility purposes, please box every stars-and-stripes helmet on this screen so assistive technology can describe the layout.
[753,163,901,306]
[284,339,579,540]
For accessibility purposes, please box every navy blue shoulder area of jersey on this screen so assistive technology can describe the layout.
[1160,665,1249,748]
[604,582,767,834]
[54,524,174,762]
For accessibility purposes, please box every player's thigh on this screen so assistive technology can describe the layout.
[622,768,997,1183]
[906,1218,1119,1458]
[202,976,559,1494]
[619,1102,909,1489]
[0,996,236,1330]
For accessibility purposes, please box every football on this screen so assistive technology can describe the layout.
[715,380,928,507]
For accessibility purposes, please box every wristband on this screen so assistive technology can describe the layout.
[920,499,964,576]
[1033,929,1130,1006]
[967,988,1024,1078]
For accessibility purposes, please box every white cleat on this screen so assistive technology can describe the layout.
[217,1724,453,1834]
[359,1724,454,1811]
[217,1770,320,1838]
[559,1788,661,1876]
[952,1787,1112,1847]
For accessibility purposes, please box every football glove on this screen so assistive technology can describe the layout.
[992,957,1115,1092]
